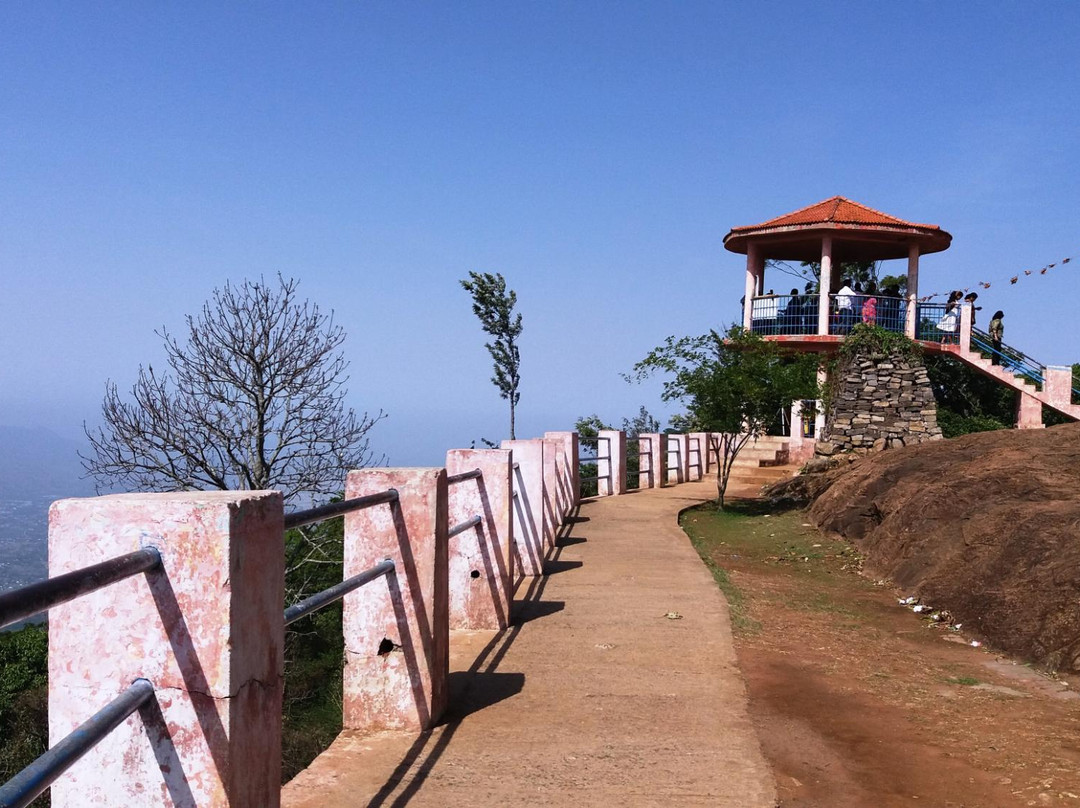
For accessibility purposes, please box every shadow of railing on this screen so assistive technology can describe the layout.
[364,507,584,808]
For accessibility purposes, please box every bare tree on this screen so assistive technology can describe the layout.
[82,275,383,505]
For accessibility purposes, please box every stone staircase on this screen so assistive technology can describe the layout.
[724,435,801,495]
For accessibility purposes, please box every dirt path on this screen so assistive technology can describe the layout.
[682,503,1080,808]
[283,480,776,807]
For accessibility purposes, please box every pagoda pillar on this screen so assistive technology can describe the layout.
[905,243,920,338]
[817,236,833,335]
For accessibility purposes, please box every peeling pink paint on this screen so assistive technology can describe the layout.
[638,433,665,489]
[597,430,626,496]
[688,433,707,481]
[342,468,448,733]
[500,439,545,579]
[543,431,579,509]
[445,449,513,631]
[540,437,561,543]
[48,490,284,807]
[667,433,690,485]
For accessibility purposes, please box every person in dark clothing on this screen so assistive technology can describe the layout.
[989,310,1005,365]
[783,288,803,334]
[803,282,817,333]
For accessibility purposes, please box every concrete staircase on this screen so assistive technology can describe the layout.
[725,435,801,495]
[946,345,1080,422]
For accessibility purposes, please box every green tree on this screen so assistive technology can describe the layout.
[924,354,1015,436]
[766,259,882,292]
[621,406,661,490]
[574,414,611,497]
[460,272,524,439]
[0,624,48,789]
[629,327,817,509]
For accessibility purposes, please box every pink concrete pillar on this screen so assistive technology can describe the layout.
[666,433,689,485]
[597,429,626,496]
[906,243,920,338]
[638,433,664,489]
[501,439,545,578]
[446,449,513,631]
[706,432,720,470]
[1045,366,1073,411]
[343,468,448,732]
[1016,392,1045,429]
[48,491,284,807]
[959,303,973,355]
[817,236,833,335]
[540,437,562,543]
[689,433,707,480]
[544,430,580,510]
[743,243,762,330]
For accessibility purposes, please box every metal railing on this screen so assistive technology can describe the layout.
[970,327,1045,387]
[447,515,482,538]
[0,679,156,808]
[915,302,960,344]
[0,548,164,806]
[749,293,819,335]
[447,468,481,485]
[285,488,399,530]
[579,436,611,488]
[284,559,395,626]
[829,294,907,335]
[0,547,161,630]
[578,435,610,465]
[283,488,400,626]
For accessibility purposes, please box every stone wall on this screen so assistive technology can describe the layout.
[817,351,942,456]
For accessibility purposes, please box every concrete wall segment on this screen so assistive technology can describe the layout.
[342,468,448,732]
[47,490,284,807]
[500,439,545,578]
[445,449,513,631]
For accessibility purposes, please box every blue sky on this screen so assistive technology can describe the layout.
[2,2,1078,468]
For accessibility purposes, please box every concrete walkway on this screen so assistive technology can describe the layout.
[281,477,776,807]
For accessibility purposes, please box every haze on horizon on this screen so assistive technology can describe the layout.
[2,2,1079,476]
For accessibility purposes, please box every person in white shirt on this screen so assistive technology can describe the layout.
[834,280,857,333]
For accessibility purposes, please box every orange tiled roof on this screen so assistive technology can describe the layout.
[729,196,942,233]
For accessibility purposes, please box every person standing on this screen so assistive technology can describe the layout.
[835,279,856,333]
[759,289,779,335]
[861,281,878,325]
[989,310,1005,365]
[964,292,982,326]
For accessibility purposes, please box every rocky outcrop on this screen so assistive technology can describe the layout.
[808,423,1080,672]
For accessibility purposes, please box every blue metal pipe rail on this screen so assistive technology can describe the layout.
[284,488,399,530]
[970,327,1045,387]
[0,547,161,630]
[284,559,395,626]
[0,549,165,805]
[283,488,401,625]
[0,679,156,808]
[447,515,482,538]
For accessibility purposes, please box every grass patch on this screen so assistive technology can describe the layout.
[946,676,981,686]
[681,505,761,633]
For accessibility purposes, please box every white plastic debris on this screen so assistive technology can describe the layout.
[899,596,918,605]
[664,611,683,620]
[970,640,981,647]
[912,604,929,613]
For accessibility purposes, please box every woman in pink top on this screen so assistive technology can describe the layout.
[861,282,878,325]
